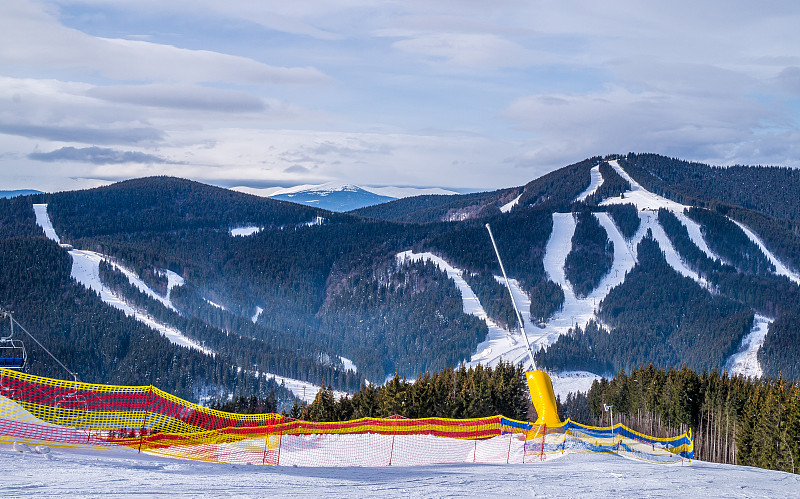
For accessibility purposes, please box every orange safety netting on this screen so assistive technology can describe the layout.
[0,369,691,466]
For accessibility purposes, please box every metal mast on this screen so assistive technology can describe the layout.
[485,224,536,370]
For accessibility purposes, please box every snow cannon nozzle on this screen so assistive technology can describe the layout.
[526,370,562,427]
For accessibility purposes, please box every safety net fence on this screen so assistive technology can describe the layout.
[0,370,692,466]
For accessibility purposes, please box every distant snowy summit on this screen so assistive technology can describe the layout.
[231,183,459,212]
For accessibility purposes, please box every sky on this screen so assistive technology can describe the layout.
[1,0,799,192]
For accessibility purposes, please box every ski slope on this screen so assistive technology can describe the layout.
[3,442,798,497]
[574,164,604,202]
[723,315,771,378]
[32,204,335,402]
[500,193,522,213]
[731,220,800,285]
[33,204,211,355]
[413,159,796,382]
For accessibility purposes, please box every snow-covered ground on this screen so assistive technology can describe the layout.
[500,193,522,213]
[32,203,60,242]
[230,226,262,237]
[340,356,358,373]
[596,160,800,375]
[265,374,347,404]
[251,306,263,324]
[573,164,604,202]
[723,315,772,378]
[3,442,799,498]
[732,220,800,285]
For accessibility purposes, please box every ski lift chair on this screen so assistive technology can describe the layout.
[0,312,26,370]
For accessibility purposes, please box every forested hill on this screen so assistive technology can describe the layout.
[620,153,800,221]
[45,176,330,238]
[350,188,517,223]
[3,153,800,407]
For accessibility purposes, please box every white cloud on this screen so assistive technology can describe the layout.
[391,33,531,70]
[0,1,327,84]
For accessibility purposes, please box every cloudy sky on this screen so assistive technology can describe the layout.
[1,0,799,192]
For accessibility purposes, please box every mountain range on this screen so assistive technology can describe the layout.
[230,183,460,212]
[1,152,799,406]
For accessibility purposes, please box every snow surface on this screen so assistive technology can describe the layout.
[230,226,262,237]
[33,205,212,355]
[500,193,522,213]
[397,249,598,396]
[265,374,347,404]
[731,219,800,285]
[340,356,358,373]
[573,164,604,202]
[69,248,213,355]
[723,315,772,378]
[3,442,799,497]
[203,297,226,310]
[251,306,263,324]
[32,203,60,243]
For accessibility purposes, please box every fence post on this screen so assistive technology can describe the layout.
[262,418,271,466]
[506,426,513,464]
[473,421,478,463]
[539,423,546,461]
[138,385,154,454]
[388,416,396,466]
[523,423,530,464]
[277,421,283,467]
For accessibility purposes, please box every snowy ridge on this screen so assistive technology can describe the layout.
[68,249,213,355]
[573,164,604,202]
[231,183,459,200]
[598,159,798,375]
[397,249,597,395]
[674,211,724,263]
